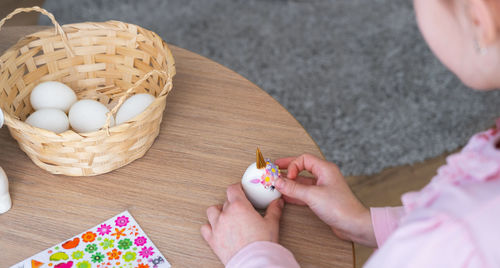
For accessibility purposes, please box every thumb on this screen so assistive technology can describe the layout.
[275,177,311,203]
[264,198,284,223]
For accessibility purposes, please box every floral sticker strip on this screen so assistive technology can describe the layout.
[12,211,170,268]
[250,159,281,191]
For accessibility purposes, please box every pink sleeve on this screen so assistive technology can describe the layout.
[226,241,300,268]
[370,206,406,247]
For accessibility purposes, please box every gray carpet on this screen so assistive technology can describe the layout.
[40,0,500,176]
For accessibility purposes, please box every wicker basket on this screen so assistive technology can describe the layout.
[0,7,175,176]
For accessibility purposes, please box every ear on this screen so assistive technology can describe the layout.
[467,0,499,45]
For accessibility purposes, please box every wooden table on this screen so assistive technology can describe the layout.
[0,26,353,267]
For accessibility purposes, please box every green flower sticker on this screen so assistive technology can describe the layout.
[118,238,133,250]
[100,238,114,250]
[76,261,91,268]
[72,250,84,260]
[91,252,105,263]
[122,251,136,262]
[85,244,98,253]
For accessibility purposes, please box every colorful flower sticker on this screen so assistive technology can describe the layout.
[91,252,105,263]
[128,225,140,236]
[100,238,115,250]
[111,228,126,239]
[81,231,97,243]
[118,238,133,250]
[107,249,122,260]
[12,211,171,268]
[97,224,112,236]
[84,244,98,254]
[71,251,84,260]
[134,236,147,247]
[115,216,130,227]
[76,260,91,268]
[123,251,137,262]
[249,160,281,191]
[139,246,154,258]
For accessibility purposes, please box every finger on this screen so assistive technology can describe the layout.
[283,195,307,206]
[200,224,212,242]
[222,200,229,211]
[226,183,249,204]
[294,176,317,185]
[287,153,328,179]
[274,157,297,169]
[274,177,312,203]
[264,198,284,223]
[206,205,222,226]
[280,176,315,205]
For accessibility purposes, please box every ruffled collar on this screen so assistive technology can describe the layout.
[402,119,500,213]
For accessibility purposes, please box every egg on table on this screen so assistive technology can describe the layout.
[68,99,115,133]
[241,148,282,209]
[30,81,77,112]
[115,93,155,125]
[25,108,70,133]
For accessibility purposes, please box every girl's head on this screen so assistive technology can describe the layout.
[414,0,500,90]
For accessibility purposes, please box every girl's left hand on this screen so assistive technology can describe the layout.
[201,183,285,265]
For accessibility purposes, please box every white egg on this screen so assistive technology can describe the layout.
[241,162,282,209]
[69,100,115,133]
[30,81,77,112]
[25,108,69,133]
[115,93,155,125]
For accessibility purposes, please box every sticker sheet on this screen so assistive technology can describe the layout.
[12,211,170,268]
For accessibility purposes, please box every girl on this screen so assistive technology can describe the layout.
[201,0,500,267]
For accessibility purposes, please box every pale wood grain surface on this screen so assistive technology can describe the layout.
[0,26,353,267]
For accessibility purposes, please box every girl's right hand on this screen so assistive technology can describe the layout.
[275,154,377,247]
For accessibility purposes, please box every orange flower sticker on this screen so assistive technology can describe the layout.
[111,228,126,239]
[107,248,122,260]
[137,264,150,268]
[81,231,97,243]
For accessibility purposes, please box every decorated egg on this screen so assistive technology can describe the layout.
[25,108,70,133]
[30,81,77,112]
[68,99,114,133]
[241,148,282,209]
[115,93,155,125]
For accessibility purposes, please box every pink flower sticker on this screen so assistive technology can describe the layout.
[134,236,147,246]
[139,246,154,258]
[96,224,112,236]
[115,216,130,227]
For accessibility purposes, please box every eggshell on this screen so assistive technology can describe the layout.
[25,108,69,133]
[68,100,115,133]
[30,81,77,112]
[0,167,11,214]
[115,93,155,125]
[241,162,282,209]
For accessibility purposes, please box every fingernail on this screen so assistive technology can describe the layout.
[275,178,284,189]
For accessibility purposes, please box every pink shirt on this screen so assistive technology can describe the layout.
[228,124,500,267]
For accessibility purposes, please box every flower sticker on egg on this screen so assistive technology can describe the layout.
[241,148,282,209]
[249,160,281,191]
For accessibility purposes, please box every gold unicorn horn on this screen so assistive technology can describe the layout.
[256,147,266,169]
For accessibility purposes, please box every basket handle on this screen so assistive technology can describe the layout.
[0,6,74,57]
[103,70,173,132]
